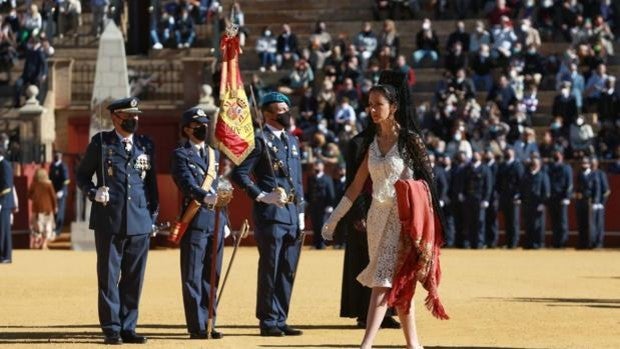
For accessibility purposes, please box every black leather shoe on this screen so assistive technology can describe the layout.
[210,330,223,339]
[260,327,285,337]
[103,335,122,345]
[0,259,11,264]
[279,325,303,336]
[120,332,147,344]
[356,317,366,329]
[189,332,208,339]
[381,316,402,329]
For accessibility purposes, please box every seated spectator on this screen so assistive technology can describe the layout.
[308,37,330,71]
[487,0,512,27]
[175,8,196,48]
[310,21,332,52]
[371,0,390,21]
[487,74,517,121]
[557,62,585,111]
[342,56,363,86]
[317,79,337,120]
[513,128,539,162]
[390,0,419,20]
[334,97,356,130]
[276,24,300,69]
[59,0,82,39]
[379,19,400,59]
[150,8,174,49]
[522,83,539,120]
[584,63,607,110]
[337,77,361,111]
[522,44,544,84]
[592,15,615,56]
[354,22,378,70]
[597,76,620,126]
[549,116,567,143]
[20,4,42,45]
[413,18,439,67]
[299,88,319,132]
[449,68,476,100]
[90,0,109,37]
[556,0,579,42]
[289,59,314,91]
[256,27,277,72]
[553,81,579,126]
[608,146,620,174]
[447,21,470,53]
[571,16,593,45]
[445,128,473,160]
[394,54,416,89]
[470,21,491,53]
[230,1,247,46]
[538,131,556,161]
[569,115,595,157]
[445,41,468,76]
[4,8,20,35]
[517,18,541,50]
[471,43,494,92]
[13,36,47,107]
[377,45,393,70]
[491,16,518,64]
[0,29,17,82]
[366,59,382,85]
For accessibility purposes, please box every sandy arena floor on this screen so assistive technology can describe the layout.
[0,247,618,349]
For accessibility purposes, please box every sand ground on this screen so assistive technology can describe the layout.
[0,247,619,349]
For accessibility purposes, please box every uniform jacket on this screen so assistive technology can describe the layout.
[49,161,69,194]
[520,169,550,205]
[76,131,159,235]
[0,158,15,210]
[497,159,524,200]
[575,170,601,203]
[546,162,573,200]
[464,163,492,202]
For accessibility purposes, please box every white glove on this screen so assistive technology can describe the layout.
[561,199,570,205]
[95,187,109,204]
[257,191,286,207]
[481,200,489,208]
[593,203,603,210]
[56,191,64,199]
[458,193,465,202]
[10,213,13,226]
[299,213,305,231]
[325,206,334,214]
[439,200,444,207]
[203,193,218,206]
[321,197,352,241]
[224,224,231,238]
[537,204,545,212]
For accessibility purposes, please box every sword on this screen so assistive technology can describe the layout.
[217,218,249,307]
[97,100,109,206]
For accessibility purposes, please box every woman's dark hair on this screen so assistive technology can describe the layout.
[365,71,446,242]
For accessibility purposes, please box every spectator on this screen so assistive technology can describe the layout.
[553,81,579,126]
[371,0,390,21]
[342,56,363,86]
[487,74,517,121]
[522,44,544,84]
[310,21,332,52]
[59,0,82,38]
[0,28,17,82]
[450,68,476,100]
[491,16,518,64]
[556,0,579,42]
[470,20,491,53]
[395,54,416,89]
[337,77,361,111]
[317,79,337,120]
[354,22,378,70]
[447,21,470,53]
[592,15,615,56]
[445,41,468,76]
[334,97,356,130]
[91,0,109,37]
[28,168,57,249]
[376,45,393,70]
[599,0,618,31]
[517,18,541,50]
[289,59,314,91]
[597,76,620,126]
[4,8,19,36]
[150,8,174,49]
[413,18,439,67]
[308,36,330,71]
[276,23,299,69]
[230,1,247,46]
[570,115,595,156]
[538,131,557,161]
[40,0,56,39]
[487,0,512,26]
[379,19,399,59]
[175,8,196,48]
[557,62,585,111]
[571,16,593,45]
[13,36,47,108]
[446,128,473,160]
[256,26,277,72]
[299,88,319,132]
[584,63,607,110]
[522,83,539,121]
[514,128,540,162]
[20,4,42,45]
[471,43,494,92]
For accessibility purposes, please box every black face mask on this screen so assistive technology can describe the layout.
[275,111,291,128]
[191,124,207,141]
[120,118,138,133]
[553,155,561,162]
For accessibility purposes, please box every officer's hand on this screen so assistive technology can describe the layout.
[439,200,444,208]
[458,193,465,202]
[224,224,231,238]
[10,213,13,226]
[203,193,218,206]
[259,191,286,207]
[325,206,334,214]
[299,213,305,231]
[537,204,545,212]
[481,200,489,208]
[56,191,64,199]
[561,199,570,205]
[95,186,110,204]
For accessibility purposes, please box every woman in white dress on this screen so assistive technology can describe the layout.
[322,72,445,349]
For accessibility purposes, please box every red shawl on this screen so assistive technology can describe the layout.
[387,179,449,320]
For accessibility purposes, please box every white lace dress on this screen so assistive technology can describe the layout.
[357,138,413,288]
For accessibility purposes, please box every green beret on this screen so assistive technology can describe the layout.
[260,92,291,107]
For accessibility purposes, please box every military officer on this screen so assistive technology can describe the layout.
[232,92,305,337]
[430,154,451,246]
[496,147,524,248]
[591,158,610,248]
[305,160,335,249]
[76,97,159,345]
[520,155,550,249]
[546,149,573,248]
[449,151,468,248]
[463,151,493,249]
[170,107,226,339]
[0,146,15,263]
[438,155,455,247]
[484,150,499,248]
[49,151,70,237]
[574,157,600,249]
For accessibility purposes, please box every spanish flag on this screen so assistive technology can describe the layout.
[214,32,255,165]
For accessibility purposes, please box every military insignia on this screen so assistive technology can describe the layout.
[130,98,138,107]
[196,109,206,117]
[273,163,279,171]
[292,146,299,156]
[107,166,114,177]
[188,163,196,169]
[108,148,114,156]
[134,154,151,171]
[140,171,146,180]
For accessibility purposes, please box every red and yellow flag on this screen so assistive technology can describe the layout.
[214,33,255,165]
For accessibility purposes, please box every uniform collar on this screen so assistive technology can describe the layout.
[189,139,205,153]
[115,130,133,144]
[266,124,285,139]
[584,168,591,176]
[0,155,4,162]
[54,160,62,166]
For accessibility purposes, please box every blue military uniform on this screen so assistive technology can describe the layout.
[170,108,227,336]
[232,93,304,332]
[449,162,467,248]
[463,162,493,249]
[546,161,573,248]
[575,168,600,249]
[485,159,499,248]
[520,169,550,249]
[306,171,335,249]
[0,155,15,263]
[49,158,70,236]
[592,169,610,248]
[496,158,524,248]
[433,164,452,247]
[76,97,159,340]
